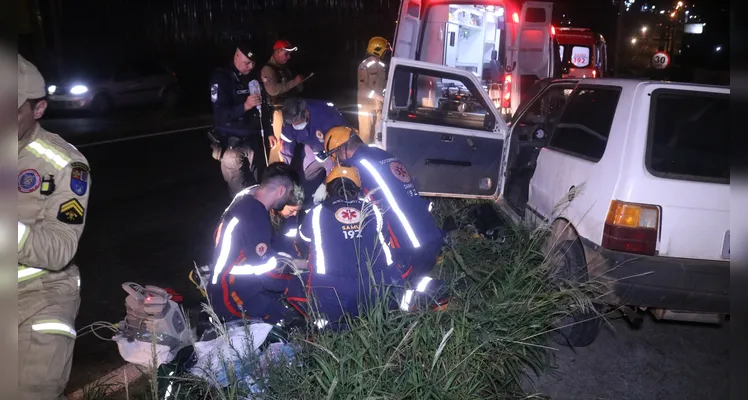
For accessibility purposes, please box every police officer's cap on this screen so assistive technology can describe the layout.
[236,43,257,62]
[282,97,307,124]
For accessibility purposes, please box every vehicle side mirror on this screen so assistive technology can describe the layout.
[483,113,496,131]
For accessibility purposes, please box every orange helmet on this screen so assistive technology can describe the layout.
[325,165,361,187]
[323,126,358,161]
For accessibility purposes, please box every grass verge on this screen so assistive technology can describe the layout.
[85,198,604,400]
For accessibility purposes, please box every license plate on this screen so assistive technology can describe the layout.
[721,231,730,259]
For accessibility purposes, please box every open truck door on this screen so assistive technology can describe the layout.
[376,57,510,200]
[393,0,422,60]
[507,1,554,114]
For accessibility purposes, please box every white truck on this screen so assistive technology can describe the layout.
[374,57,730,346]
[390,0,558,120]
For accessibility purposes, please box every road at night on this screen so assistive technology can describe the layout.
[47,112,728,399]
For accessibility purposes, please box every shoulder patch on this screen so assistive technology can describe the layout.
[389,161,411,183]
[70,162,90,196]
[335,207,362,224]
[18,169,41,193]
[210,83,219,103]
[256,243,268,257]
[57,198,85,225]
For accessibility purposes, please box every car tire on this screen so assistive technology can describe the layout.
[91,93,113,115]
[548,239,603,347]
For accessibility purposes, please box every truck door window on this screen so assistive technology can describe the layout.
[525,7,548,23]
[388,65,493,132]
[549,87,621,162]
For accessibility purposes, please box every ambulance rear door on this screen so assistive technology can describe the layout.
[508,1,554,113]
[393,0,422,60]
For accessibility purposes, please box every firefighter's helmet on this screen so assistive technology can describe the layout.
[367,37,391,57]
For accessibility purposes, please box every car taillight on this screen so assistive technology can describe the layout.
[592,70,597,78]
[501,75,511,109]
[602,200,659,256]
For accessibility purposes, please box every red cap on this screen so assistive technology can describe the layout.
[273,40,298,51]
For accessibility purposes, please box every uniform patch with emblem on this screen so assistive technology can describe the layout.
[315,130,324,142]
[18,169,41,193]
[57,198,85,225]
[210,83,219,103]
[70,162,90,196]
[335,207,362,224]
[256,243,268,256]
[389,161,411,183]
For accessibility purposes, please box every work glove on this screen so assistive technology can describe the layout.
[313,183,327,204]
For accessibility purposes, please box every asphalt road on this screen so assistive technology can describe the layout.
[43,112,729,399]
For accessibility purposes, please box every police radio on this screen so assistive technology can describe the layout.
[248,79,269,167]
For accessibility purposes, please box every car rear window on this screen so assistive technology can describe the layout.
[646,89,729,183]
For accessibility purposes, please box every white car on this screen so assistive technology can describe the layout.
[46,59,179,114]
[374,57,730,346]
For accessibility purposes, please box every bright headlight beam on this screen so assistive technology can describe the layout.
[70,85,88,95]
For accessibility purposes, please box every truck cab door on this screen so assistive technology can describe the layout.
[509,1,554,113]
[392,0,422,60]
[376,57,510,200]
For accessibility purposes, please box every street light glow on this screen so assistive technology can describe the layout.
[715,46,722,52]
[631,38,637,45]
[677,1,683,8]
[641,26,648,34]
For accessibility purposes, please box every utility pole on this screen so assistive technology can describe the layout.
[614,0,625,76]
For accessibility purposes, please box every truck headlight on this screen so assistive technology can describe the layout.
[70,85,88,95]
[47,85,57,95]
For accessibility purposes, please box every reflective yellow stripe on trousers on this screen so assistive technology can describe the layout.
[31,319,77,338]
[18,265,48,282]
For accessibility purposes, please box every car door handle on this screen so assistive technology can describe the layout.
[441,135,453,143]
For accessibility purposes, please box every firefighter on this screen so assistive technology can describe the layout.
[288,165,401,331]
[321,127,447,307]
[17,54,91,400]
[206,167,305,324]
[280,97,347,205]
[210,43,276,198]
[260,40,305,163]
[357,37,391,144]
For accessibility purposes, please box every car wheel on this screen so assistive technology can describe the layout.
[548,239,603,347]
[91,94,113,115]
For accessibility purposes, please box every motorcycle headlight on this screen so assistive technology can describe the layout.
[70,85,89,95]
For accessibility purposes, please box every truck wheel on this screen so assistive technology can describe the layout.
[549,239,602,347]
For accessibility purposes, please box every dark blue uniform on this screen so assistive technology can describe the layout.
[210,66,273,193]
[207,191,293,323]
[346,146,445,280]
[288,198,401,330]
[242,185,308,261]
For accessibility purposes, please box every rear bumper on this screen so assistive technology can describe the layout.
[581,237,729,314]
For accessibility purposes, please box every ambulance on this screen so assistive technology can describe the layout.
[389,0,558,118]
[556,27,608,79]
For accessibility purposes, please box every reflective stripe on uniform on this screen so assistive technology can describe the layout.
[310,205,326,274]
[18,265,48,282]
[299,230,312,243]
[18,221,29,251]
[366,60,375,68]
[368,90,375,99]
[314,319,329,329]
[371,203,393,266]
[230,256,278,276]
[284,228,298,238]
[26,139,71,171]
[399,276,433,311]
[211,217,240,284]
[31,319,77,338]
[359,159,421,249]
[280,133,293,143]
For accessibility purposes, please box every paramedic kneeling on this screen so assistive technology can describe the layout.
[322,127,445,283]
[287,165,401,331]
[207,169,305,324]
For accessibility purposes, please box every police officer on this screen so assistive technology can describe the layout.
[357,37,391,144]
[207,166,305,324]
[288,165,400,331]
[260,40,305,163]
[210,43,276,198]
[17,54,91,400]
[321,127,446,306]
[280,97,347,204]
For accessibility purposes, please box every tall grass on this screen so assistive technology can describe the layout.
[89,198,603,400]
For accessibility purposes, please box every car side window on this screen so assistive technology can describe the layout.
[548,87,621,161]
[389,65,495,132]
[513,85,574,141]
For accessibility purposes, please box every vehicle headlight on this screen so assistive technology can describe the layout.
[70,85,88,95]
[47,85,57,95]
